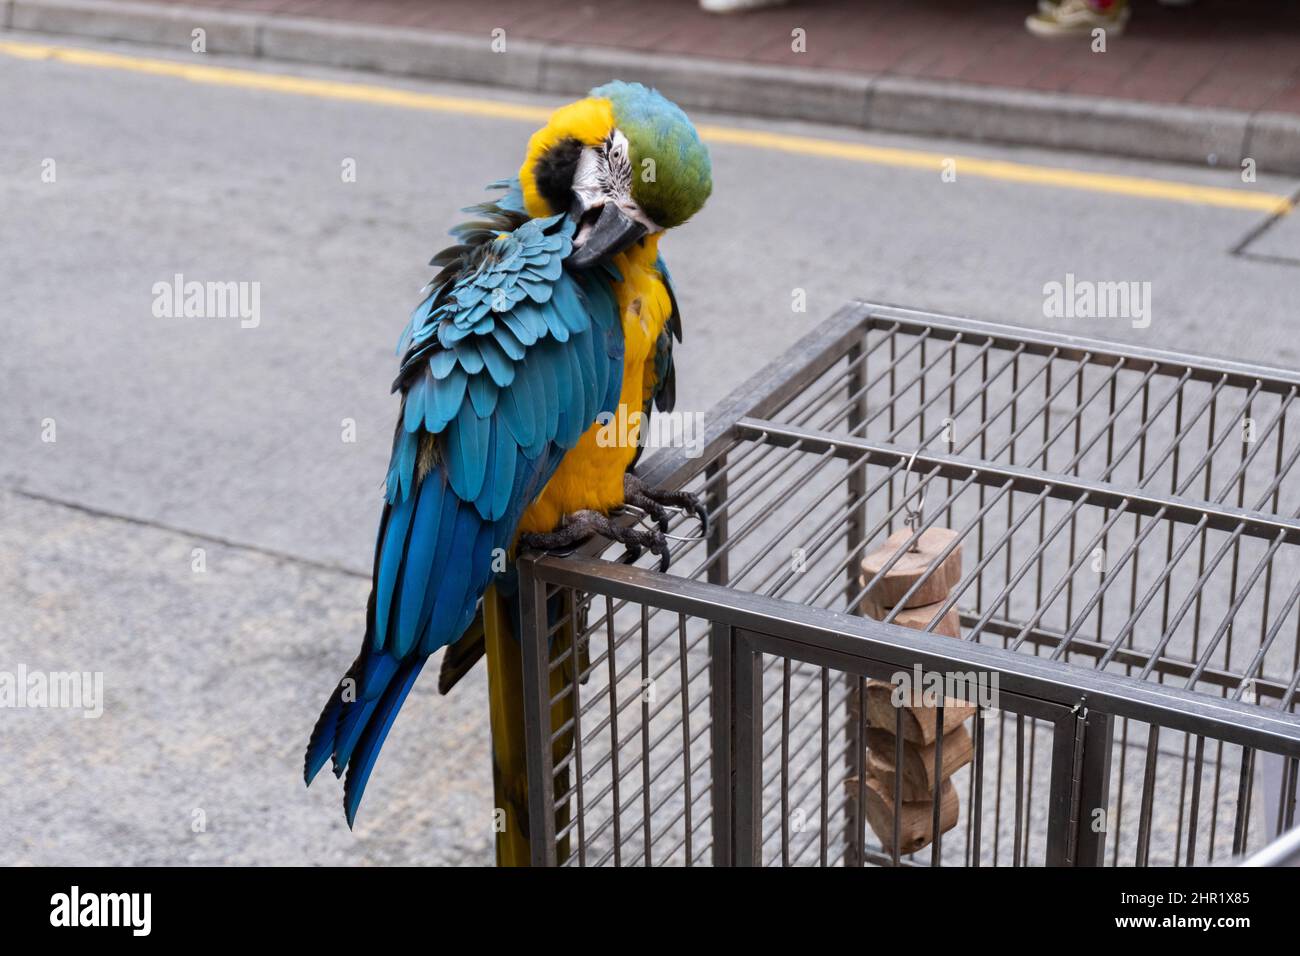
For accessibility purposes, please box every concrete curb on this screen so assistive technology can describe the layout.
[11,0,259,53]
[6,0,1300,175]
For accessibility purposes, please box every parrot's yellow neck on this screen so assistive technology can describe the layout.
[519,97,616,219]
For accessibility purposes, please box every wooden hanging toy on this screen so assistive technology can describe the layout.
[849,461,976,856]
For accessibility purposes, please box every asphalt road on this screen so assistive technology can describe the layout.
[1,32,1298,866]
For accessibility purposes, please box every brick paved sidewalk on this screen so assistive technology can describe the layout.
[144,0,1300,116]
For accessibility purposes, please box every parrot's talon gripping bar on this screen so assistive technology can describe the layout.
[619,504,707,541]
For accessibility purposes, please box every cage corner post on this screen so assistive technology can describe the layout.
[732,629,765,866]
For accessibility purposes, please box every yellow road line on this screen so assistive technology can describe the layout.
[699,125,1292,214]
[0,39,554,122]
[1,38,1292,216]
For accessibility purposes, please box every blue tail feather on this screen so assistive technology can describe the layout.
[303,686,343,785]
[331,696,381,776]
[342,656,427,828]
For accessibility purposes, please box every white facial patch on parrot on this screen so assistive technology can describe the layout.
[572,129,662,247]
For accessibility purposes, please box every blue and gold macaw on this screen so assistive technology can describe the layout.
[304,82,712,840]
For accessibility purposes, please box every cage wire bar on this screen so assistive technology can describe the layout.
[513,302,1300,867]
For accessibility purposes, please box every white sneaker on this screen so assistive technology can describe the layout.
[700,0,789,12]
[1026,0,1130,37]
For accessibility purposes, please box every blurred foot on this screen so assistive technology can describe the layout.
[1026,0,1130,37]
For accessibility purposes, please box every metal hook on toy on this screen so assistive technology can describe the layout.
[900,447,929,553]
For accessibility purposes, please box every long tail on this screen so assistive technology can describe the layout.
[303,464,494,827]
[304,649,427,828]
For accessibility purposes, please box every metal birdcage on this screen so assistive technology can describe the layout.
[511,302,1300,867]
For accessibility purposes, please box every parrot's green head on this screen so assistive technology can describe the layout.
[519,81,712,268]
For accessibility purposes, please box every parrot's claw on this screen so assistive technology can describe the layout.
[519,509,672,573]
[623,473,709,539]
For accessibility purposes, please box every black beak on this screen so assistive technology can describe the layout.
[566,203,647,269]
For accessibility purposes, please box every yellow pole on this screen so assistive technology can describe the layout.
[484,583,575,866]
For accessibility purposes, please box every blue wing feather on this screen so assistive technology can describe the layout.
[413,488,462,644]
[394,475,446,658]
[373,490,415,651]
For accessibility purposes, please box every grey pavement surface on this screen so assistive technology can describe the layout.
[7,0,1300,174]
[1,32,1298,865]
[0,488,493,864]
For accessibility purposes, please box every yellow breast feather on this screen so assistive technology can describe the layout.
[518,237,668,534]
